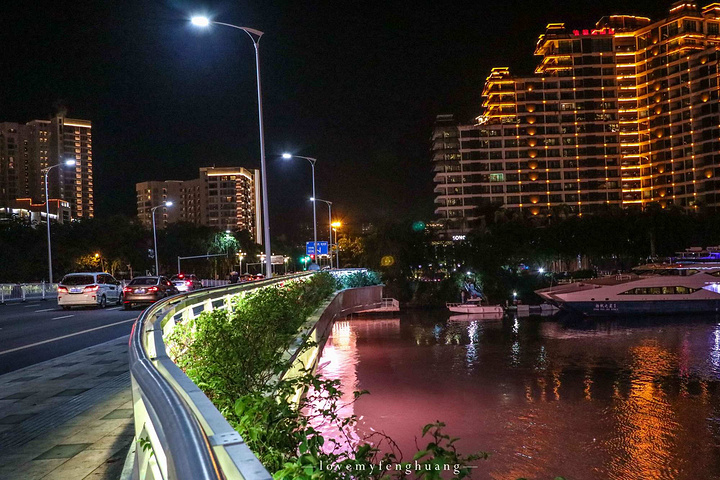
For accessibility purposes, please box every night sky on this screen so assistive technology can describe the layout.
[2,0,667,237]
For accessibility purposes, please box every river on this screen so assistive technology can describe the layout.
[314,310,720,480]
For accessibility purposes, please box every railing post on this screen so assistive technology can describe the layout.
[21,285,26,302]
[1,286,4,304]
[42,281,46,300]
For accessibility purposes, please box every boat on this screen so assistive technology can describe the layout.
[446,298,504,315]
[535,264,720,316]
[448,312,503,321]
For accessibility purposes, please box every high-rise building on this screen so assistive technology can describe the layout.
[433,1,720,233]
[49,116,93,219]
[0,113,92,221]
[136,167,263,244]
[136,180,183,228]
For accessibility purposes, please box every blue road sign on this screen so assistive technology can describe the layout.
[306,241,328,255]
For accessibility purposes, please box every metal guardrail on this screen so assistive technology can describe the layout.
[128,270,381,480]
[0,283,58,303]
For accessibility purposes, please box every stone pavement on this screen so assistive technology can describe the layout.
[0,336,134,480]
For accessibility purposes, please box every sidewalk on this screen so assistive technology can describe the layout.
[0,336,133,480]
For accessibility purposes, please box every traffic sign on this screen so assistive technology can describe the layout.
[306,241,328,255]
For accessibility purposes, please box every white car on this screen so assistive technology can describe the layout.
[57,272,123,309]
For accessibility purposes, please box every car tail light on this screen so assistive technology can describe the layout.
[123,287,132,293]
[83,285,99,293]
[185,281,192,286]
[148,286,159,293]
[58,286,68,293]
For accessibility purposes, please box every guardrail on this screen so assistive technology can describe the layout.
[0,283,58,303]
[128,270,382,480]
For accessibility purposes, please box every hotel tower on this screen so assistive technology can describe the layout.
[434,2,720,233]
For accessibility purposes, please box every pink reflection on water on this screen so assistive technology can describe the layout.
[313,313,720,480]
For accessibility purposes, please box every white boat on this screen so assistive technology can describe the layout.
[446,299,504,315]
[448,312,503,321]
[535,264,720,316]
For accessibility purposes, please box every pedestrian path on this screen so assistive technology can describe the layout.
[0,336,133,480]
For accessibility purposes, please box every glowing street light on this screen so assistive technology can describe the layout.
[42,158,76,284]
[283,153,318,268]
[331,221,342,269]
[538,267,545,274]
[191,15,272,278]
[151,201,173,275]
[190,16,210,27]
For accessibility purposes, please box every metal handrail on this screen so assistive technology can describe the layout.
[129,274,312,480]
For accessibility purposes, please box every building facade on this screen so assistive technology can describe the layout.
[434,1,720,232]
[0,113,93,221]
[136,167,263,244]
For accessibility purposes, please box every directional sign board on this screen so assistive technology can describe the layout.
[306,241,329,256]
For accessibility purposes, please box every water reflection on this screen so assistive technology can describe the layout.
[315,312,720,480]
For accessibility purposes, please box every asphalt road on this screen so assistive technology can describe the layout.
[0,300,142,375]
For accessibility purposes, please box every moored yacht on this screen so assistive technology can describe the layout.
[535,265,720,316]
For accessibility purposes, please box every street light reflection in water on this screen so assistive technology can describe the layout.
[312,311,720,480]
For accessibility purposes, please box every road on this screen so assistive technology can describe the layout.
[0,300,141,375]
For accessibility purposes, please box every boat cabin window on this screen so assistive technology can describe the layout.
[620,286,698,295]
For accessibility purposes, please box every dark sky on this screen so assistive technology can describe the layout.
[1,0,667,237]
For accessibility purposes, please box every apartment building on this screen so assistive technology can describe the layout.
[0,113,93,221]
[434,1,720,232]
[136,167,262,244]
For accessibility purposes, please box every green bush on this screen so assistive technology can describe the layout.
[335,270,381,289]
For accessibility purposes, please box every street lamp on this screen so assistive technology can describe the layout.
[94,253,106,272]
[331,221,342,269]
[42,158,76,284]
[237,251,245,274]
[311,197,332,268]
[191,16,273,279]
[151,201,173,275]
[283,153,318,268]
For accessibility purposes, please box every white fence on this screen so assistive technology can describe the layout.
[0,283,58,303]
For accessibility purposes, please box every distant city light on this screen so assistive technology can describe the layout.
[539,268,545,274]
[191,16,210,27]
[513,291,517,297]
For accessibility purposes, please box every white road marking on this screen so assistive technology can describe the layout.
[108,307,122,310]
[34,308,57,313]
[0,318,137,356]
[51,315,75,320]
[23,304,40,308]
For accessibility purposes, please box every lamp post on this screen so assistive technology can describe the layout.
[42,158,76,284]
[237,251,245,274]
[151,201,173,276]
[282,153,317,267]
[191,16,272,279]
[331,221,342,268]
[311,197,332,268]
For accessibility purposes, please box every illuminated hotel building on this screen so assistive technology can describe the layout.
[136,167,263,244]
[434,1,720,232]
[0,113,92,220]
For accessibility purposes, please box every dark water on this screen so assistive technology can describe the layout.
[315,310,720,480]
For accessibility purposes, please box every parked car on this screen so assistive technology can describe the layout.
[58,272,123,309]
[122,276,178,310]
[170,273,202,292]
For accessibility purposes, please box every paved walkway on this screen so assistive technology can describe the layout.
[0,336,133,480]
